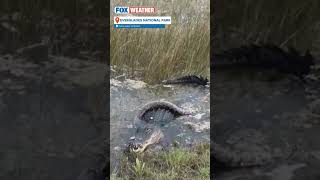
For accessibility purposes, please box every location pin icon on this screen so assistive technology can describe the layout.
[115,17,120,23]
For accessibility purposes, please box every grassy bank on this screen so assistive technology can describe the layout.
[215,0,320,56]
[111,143,210,180]
[111,0,210,84]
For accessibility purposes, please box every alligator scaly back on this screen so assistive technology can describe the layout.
[137,101,191,121]
[162,75,209,86]
[214,44,315,78]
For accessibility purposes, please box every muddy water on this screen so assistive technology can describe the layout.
[0,56,107,180]
[110,78,210,172]
[214,69,320,179]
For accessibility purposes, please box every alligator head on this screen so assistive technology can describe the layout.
[127,101,191,153]
[128,124,164,153]
[127,109,173,153]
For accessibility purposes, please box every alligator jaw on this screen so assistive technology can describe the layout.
[132,143,148,153]
[131,129,164,153]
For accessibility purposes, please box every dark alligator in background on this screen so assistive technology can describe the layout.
[162,75,209,86]
[213,44,315,78]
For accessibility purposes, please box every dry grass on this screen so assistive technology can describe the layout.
[111,0,210,84]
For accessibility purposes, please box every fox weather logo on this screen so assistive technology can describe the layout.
[113,6,168,28]
[114,6,156,14]
[114,7,129,14]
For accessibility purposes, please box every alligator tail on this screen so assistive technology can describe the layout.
[162,75,209,86]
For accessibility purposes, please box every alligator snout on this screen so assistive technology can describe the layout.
[128,137,143,150]
[128,141,142,151]
[128,140,145,153]
[127,128,164,153]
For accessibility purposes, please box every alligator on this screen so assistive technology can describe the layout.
[127,101,191,153]
[213,44,315,78]
[162,75,209,86]
[126,100,294,172]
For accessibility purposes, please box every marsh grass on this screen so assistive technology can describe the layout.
[113,143,210,180]
[111,0,210,84]
[0,0,107,17]
[131,158,146,178]
[215,0,320,56]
